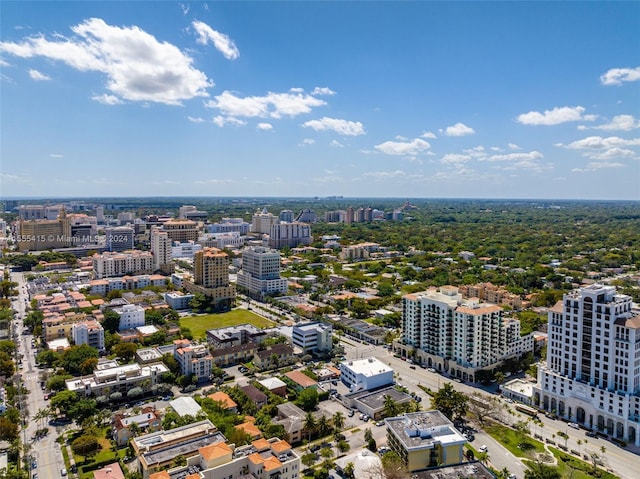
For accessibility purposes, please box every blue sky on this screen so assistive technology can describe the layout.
[1,1,639,200]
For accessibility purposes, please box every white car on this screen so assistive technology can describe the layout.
[568,422,580,429]
[478,444,488,453]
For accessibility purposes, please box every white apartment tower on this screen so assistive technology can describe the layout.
[237,246,288,297]
[533,284,640,446]
[150,226,172,273]
[72,320,105,351]
[401,286,533,382]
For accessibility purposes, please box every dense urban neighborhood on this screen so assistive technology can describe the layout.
[0,198,639,479]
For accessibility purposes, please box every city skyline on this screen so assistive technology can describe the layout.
[1,1,639,200]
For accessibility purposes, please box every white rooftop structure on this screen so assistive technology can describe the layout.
[258,377,288,390]
[340,357,394,392]
[335,449,382,478]
[136,325,160,335]
[48,337,71,351]
[342,357,392,376]
[169,396,203,417]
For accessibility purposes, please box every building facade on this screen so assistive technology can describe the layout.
[400,287,533,382]
[184,248,236,311]
[340,357,394,392]
[92,250,153,279]
[237,246,288,298]
[292,322,333,353]
[113,304,145,331]
[532,284,640,446]
[268,222,312,249]
[150,227,173,273]
[72,320,105,351]
[105,226,135,252]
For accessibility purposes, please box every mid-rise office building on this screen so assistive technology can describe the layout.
[533,284,640,446]
[17,210,72,252]
[162,219,199,242]
[268,222,312,249]
[292,322,333,353]
[92,250,153,279]
[279,209,295,223]
[199,231,245,249]
[237,246,288,298]
[105,226,135,252]
[400,286,533,382]
[171,240,202,258]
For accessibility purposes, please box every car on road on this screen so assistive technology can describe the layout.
[568,422,580,429]
[32,461,37,469]
[348,410,354,417]
[60,468,67,476]
[427,367,436,373]
[238,366,249,373]
[478,445,488,453]
[508,475,517,479]
[409,365,416,369]
[32,474,38,479]
[585,431,597,437]
[376,421,385,426]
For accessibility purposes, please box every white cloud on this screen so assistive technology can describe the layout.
[191,20,239,60]
[28,68,49,80]
[485,151,543,162]
[463,146,486,158]
[572,162,626,173]
[587,147,637,161]
[194,178,233,184]
[517,106,596,126]
[302,117,365,136]
[49,153,63,158]
[421,131,437,139]
[508,143,521,150]
[311,87,335,96]
[257,122,273,130]
[187,116,205,123]
[363,170,409,179]
[490,146,502,152]
[560,136,640,150]
[0,58,9,67]
[289,87,304,93]
[207,90,326,119]
[443,122,475,136]
[92,94,124,105]
[0,18,211,105]
[300,138,315,146]
[441,153,471,164]
[330,139,344,148]
[374,138,431,156]
[590,115,640,131]
[212,115,246,127]
[600,66,640,86]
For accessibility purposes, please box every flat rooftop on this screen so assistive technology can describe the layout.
[350,386,411,410]
[341,357,392,377]
[141,432,226,466]
[411,461,494,479]
[386,411,466,450]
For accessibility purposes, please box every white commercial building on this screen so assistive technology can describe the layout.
[340,357,394,392]
[401,286,533,382]
[251,208,278,234]
[113,304,145,331]
[292,322,332,353]
[533,284,640,446]
[199,232,245,249]
[164,291,194,310]
[237,246,288,297]
[171,240,202,258]
[207,217,250,235]
[72,320,105,351]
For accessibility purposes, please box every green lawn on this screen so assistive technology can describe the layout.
[484,423,546,459]
[180,309,275,338]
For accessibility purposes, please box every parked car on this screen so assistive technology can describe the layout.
[348,410,354,417]
[478,445,488,453]
[585,431,597,437]
[376,420,385,426]
[568,422,580,429]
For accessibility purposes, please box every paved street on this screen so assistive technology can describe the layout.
[339,338,638,479]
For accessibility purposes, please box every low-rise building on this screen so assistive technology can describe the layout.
[112,407,161,446]
[273,402,307,444]
[254,344,295,370]
[283,370,318,391]
[207,391,238,412]
[72,319,105,352]
[174,341,213,383]
[163,291,194,310]
[112,304,145,331]
[258,377,287,397]
[240,385,268,408]
[209,342,257,367]
[169,396,203,418]
[292,322,332,354]
[93,462,126,479]
[66,360,168,399]
[386,411,467,472]
[340,357,394,392]
[206,323,266,349]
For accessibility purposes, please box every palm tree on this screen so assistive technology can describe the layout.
[317,415,331,438]
[337,439,350,456]
[303,412,316,442]
[477,450,490,465]
[343,461,355,479]
[383,394,399,417]
[332,411,345,432]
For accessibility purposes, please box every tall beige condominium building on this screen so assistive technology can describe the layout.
[150,226,173,273]
[17,209,71,252]
[186,247,236,311]
[162,219,199,242]
[251,208,278,234]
